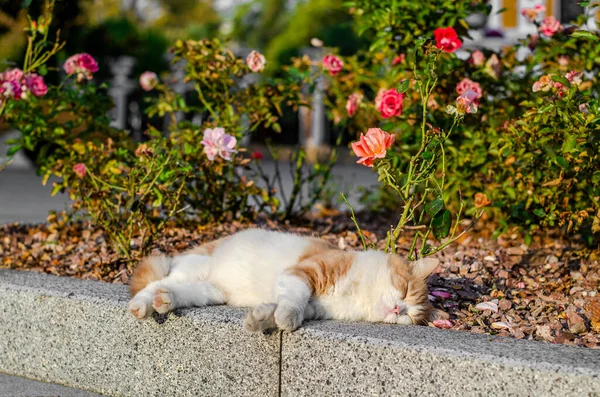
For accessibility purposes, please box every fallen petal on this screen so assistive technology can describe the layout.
[431,290,452,299]
[475,301,499,313]
[433,319,453,329]
[491,321,510,330]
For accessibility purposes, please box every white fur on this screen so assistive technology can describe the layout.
[130,229,431,330]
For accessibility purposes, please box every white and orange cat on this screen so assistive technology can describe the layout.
[128,229,448,331]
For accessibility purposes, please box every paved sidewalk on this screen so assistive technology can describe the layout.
[0,151,377,225]
[0,373,102,397]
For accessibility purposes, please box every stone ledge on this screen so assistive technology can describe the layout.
[0,269,279,397]
[282,322,600,396]
[1,269,599,397]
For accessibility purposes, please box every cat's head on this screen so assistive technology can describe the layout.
[381,255,448,325]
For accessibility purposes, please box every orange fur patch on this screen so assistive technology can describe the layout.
[297,238,335,263]
[289,250,355,295]
[387,255,411,297]
[388,255,444,324]
[186,236,229,256]
[130,256,167,297]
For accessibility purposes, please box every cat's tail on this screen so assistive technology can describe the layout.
[130,254,171,297]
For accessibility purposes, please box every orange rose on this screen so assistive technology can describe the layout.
[474,193,492,208]
[351,128,395,167]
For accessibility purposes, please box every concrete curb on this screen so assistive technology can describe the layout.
[1,269,599,397]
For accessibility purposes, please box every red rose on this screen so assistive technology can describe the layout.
[250,151,264,161]
[375,88,404,119]
[433,27,462,53]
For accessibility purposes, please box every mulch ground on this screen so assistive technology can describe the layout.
[1,211,599,349]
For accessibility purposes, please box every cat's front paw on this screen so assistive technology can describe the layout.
[152,288,173,314]
[274,303,304,331]
[129,299,152,320]
[244,303,277,333]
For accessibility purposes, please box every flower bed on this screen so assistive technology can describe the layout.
[1,215,599,348]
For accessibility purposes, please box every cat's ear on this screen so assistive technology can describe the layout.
[412,258,439,279]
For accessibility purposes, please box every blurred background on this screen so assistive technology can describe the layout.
[0,0,591,147]
[0,0,594,223]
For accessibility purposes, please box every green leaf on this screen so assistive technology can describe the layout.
[425,197,444,217]
[524,233,533,246]
[6,145,21,157]
[551,75,570,87]
[533,208,546,218]
[397,79,410,93]
[538,104,553,114]
[72,142,86,155]
[555,156,569,170]
[561,135,577,153]
[39,64,48,76]
[432,210,452,240]
[380,121,395,131]
[570,30,599,41]
[21,0,32,8]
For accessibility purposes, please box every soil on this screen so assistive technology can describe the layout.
[1,211,599,348]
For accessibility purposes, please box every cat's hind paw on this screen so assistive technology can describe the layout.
[152,288,173,314]
[244,303,277,333]
[129,299,152,320]
[274,303,304,331]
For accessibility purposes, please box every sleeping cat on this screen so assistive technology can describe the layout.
[128,229,448,332]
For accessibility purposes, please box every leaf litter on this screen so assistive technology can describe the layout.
[1,211,599,348]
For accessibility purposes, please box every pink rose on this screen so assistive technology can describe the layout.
[539,16,562,37]
[64,55,78,75]
[470,50,485,67]
[0,80,21,99]
[73,163,87,178]
[456,90,478,114]
[345,92,362,118]
[25,74,47,97]
[558,56,569,67]
[201,127,237,161]
[375,88,404,119]
[78,53,98,73]
[565,70,582,85]
[455,78,482,100]
[322,55,343,76]
[351,128,395,167]
[64,53,98,81]
[139,71,158,91]
[579,103,589,114]
[246,50,267,73]
[521,4,546,21]
[2,68,24,82]
[433,27,462,53]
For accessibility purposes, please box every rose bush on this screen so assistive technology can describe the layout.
[324,0,600,243]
